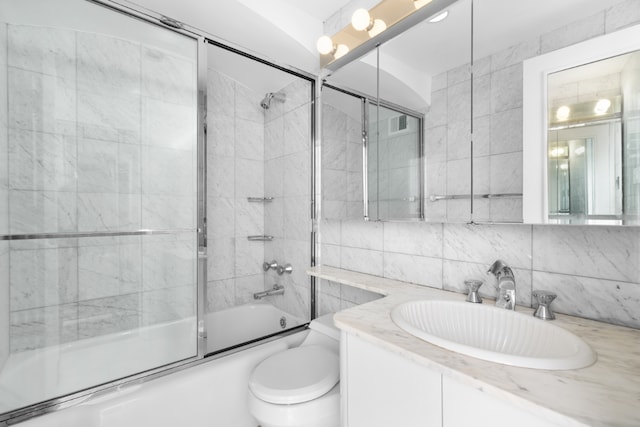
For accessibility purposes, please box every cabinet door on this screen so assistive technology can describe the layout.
[343,334,442,427]
[442,376,560,427]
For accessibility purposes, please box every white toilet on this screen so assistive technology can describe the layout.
[248,313,340,427]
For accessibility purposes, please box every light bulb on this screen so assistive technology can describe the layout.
[594,98,611,115]
[368,19,387,37]
[351,8,371,31]
[334,44,349,59]
[556,105,570,121]
[429,11,449,22]
[316,35,334,55]
[414,0,431,9]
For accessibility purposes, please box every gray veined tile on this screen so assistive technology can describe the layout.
[142,47,196,106]
[9,190,77,234]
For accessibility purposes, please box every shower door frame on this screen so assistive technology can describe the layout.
[0,0,317,424]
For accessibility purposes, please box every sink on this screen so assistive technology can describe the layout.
[390,300,596,370]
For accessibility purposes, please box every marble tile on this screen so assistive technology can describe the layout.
[283,196,310,242]
[265,157,284,198]
[341,219,383,250]
[605,0,640,32]
[383,222,443,258]
[541,12,605,54]
[446,158,470,194]
[118,193,142,230]
[207,114,234,159]
[283,79,312,114]
[235,275,264,305]
[284,105,311,155]
[443,223,532,269]
[490,151,522,193]
[321,244,341,268]
[77,192,119,232]
[383,252,443,289]
[340,246,383,276]
[472,115,491,157]
[235,238,264,277]
[142,47,196,106]
[142,285,195,326]
[284,151,310,197]
[235,118,264,161]
[8,128,76,191]
[425,89,447,129]
[322,137,347,171]
[490,198,523,223]
[119,236,142,294]
[77,138,117,193]
[491,38,540,71]
[472,74,491,119]
[77,90,139,136]
[0,241,7,366]
[141,194,195,229]
[447,80,471,124]
[532,271,640,329]
[207,68,235,119]
[346,172,362,204]
[283,238,311,285]
[208,156,235,199]
[340,283,382,305]
[8,67,76,136]
[9,190,76,234]
[206,279,235,312]
[235,158,263,199]
[322,169,347,202]
[10,247,78,311]
[142,99,196,150]
[10,303,78,352]
[318,291,341,317]
[431,72,447,92]
[142,146,195,195]
[447,119,471,161]
[490,107,522,155]
[264,196,284,239]
[142,234,197,290]
[264,116,284,161]
[235,198,264,237]
[322,201,346,221]
[532,225,640,283]
[207,237,236,281]
[491,63,523,114]
[448,62,471,86]
[8,24,76,80]
[77,294,141,339]
[0,64,6,130]
[207,197,235,238]
[235,83,263,124]
[118,143,142,194]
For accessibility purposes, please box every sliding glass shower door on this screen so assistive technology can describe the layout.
[0,0,200,415]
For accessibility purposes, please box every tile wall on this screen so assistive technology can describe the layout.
[318,1,640,329]
[1,24,198,352]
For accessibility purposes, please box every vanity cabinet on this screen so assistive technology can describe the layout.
[342,333,560,427]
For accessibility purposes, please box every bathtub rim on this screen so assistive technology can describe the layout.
[1,324,309,426]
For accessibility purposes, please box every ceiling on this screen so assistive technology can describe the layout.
[127,0,630,109]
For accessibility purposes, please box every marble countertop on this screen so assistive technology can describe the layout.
[308,265,640,427]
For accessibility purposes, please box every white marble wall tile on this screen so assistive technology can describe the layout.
[448,63,471,86]
[207,114,234,159]
[490,107,522,155]
[424,125,446,163]
[264,116,284,161]
[283,151,310,197]
[77,294,141,339]
[346,139,362,172]
[472,74,492,119]
[77,90,139,136]
[208,156,235,199]
[318,290,341,317]
[235,83,263,123]
[207,69,234,119]
[119,236,142,294]
[78,243,121,300]
[0,188,8,236]
[235,199,264,237]
[323,169,347,203]
[10,190,76,234]
[283,238,310,285]
[340,246,383,276]
[533,271,640,329]
[340,283,381,306]
[445,199,471,223]
[321,243,341,268]
[490,64,523,114]
[490,198,523,223]
[0,23,6,66]
[473,115,491,158]
[425,89,447,129]
[532,225,640,283]
[8,25,75,80]
[77,192,118,231]
[383,222,443,257]
[540,12,605,54]
[447,80,471,123]
[206,279,235,313]
[383,252,443,289]
[142,235,196,290]
[142,285,195,326]
[490,39,540,71]
[283,197,310,241]
[323,201,346,220]
[142,99,196,150]
[142,47,195,106]
[141,194,195,229]
[9,67,76,136]
[0,241,8,367]
[207,237,235,281]
[142,146,194,195]
[77,138,117,193]
[264,197,284,239]
[265,157,283,198]
[235,158,263,199]
[340,219,383,250]
[118,143,141,194]
[490,151,522,193]
[605,0,640,32]
[235,275,264,305]
[235,118,264,161]
[235,238,264,277]
[10,247,78,311]
[10,303,78,352]
[446,158,470,194]
[443,223,532,269]
[284,105,311,155]
[207,197,235,238]
[346,172,362,204]
[282,79,311,113]
[8,129,76,191]
[323,137,347,171]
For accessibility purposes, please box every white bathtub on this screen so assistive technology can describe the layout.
[2,303,307,425]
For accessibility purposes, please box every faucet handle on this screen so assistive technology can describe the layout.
[263,260,278,271]
[464,279,483,303]
[532,290,557,320]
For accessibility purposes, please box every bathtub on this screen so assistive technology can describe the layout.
[2,303,307,426]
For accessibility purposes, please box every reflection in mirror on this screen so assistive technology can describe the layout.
[547,52,637,224]
[321,0,472,222]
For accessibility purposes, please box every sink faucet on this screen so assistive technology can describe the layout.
[487,260,516,310]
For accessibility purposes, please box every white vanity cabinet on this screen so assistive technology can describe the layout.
[342,332,561,427]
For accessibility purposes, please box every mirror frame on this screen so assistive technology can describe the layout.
[522,23,640,224]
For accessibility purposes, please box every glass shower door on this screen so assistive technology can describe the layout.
[0,0,200,416]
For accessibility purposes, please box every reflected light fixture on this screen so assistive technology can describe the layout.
[574,146,585,155]
[549,147,566,157]
[351,8,387,37]
[556,105,570,121]
[428,10,448,22]
[414,0,431,8]
[594,98,611,115]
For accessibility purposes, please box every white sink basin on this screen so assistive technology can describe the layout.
[391,300,596,370]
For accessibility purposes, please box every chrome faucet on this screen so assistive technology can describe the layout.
[487,260,516,310]
[253,284,285,300]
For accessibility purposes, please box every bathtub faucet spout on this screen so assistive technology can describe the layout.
[253,284,285,300]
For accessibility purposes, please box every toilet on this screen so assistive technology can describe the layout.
[248,313,340,427]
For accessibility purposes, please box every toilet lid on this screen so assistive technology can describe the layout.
[249,345,339,404]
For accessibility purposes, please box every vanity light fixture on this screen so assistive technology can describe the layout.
[428,10,449,22]
[414,0,431,9]
[351,8,387,37]
[594,98,611,115]
[316,35,350,59]
[549,147,566,157]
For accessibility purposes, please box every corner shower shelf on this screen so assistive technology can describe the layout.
[247,197,274,203]
[247,235,274,241]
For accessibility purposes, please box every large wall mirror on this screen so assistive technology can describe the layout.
[321,0,472,222]
[473,0,639,225]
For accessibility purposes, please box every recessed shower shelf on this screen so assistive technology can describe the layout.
[247,197,274,203]
[247,235,274,241]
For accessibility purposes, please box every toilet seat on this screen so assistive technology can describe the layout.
[249,345,339,404]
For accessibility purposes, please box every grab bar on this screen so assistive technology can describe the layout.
[247,235,274,241]
[253,284,285,300]
[428,193,522,202]
[247,197,274,203]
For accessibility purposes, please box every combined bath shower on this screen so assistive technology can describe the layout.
[260,91,286,109]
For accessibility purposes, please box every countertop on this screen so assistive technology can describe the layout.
[308,265,640,427]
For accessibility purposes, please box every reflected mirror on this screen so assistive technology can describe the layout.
[321,0,472,222]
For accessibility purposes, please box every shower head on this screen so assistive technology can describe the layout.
[260,91,286,109]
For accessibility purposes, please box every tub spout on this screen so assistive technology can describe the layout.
[253,284,285,300]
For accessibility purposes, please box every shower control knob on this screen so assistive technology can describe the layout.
[276,263,293,275]
[263,260,278,272]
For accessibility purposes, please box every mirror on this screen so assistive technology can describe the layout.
[321,0,472,222]
[473,0,640,225]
